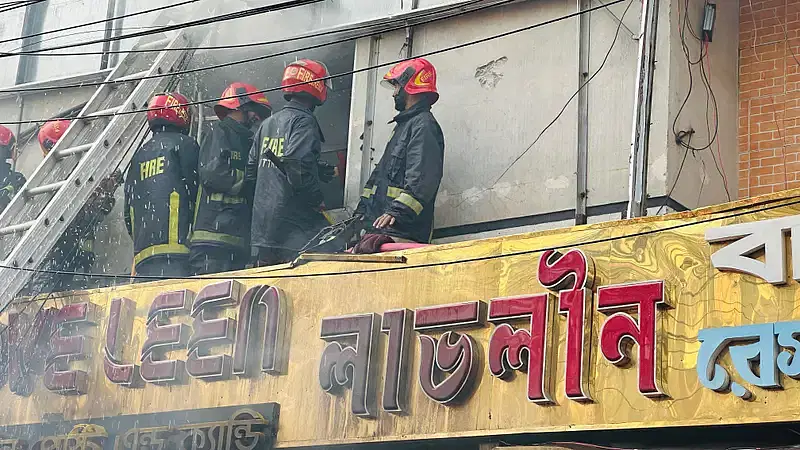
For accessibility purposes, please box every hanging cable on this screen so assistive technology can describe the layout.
[702,40,731,199]
[0,0,326,59]
[0,0,627,124]
[0,0,200,46]
[0,0,488,57]
[0,0,498,94]
[657,131,692,215]
[0,0,44,14]
[492,0,635,185]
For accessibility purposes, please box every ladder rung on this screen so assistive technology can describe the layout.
[85,106,122,119]
[56,142,93,158]
[26,181,67,197]
[0,221,36,236]
[113,70,149,83]
[136,38,171,51]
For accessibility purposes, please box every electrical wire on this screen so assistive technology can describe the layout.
[673,0,718,152]
[0,0,494,56]
[0,0,502,94]
[672,0,730,205]
[492,0,635,185]
[9,26,163,53]
[657,132,691,216]
[700,41,731,201]
[0,0,327,59]
[0,0,628,124]
[0,0,199,47]
[2,188,799,282]
[0,0,44,14]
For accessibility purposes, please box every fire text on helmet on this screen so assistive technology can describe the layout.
[284,66,324,94]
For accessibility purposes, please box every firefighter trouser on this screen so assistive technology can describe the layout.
[135,255,189,281]
[251,246,297,267]
[189,245,248,275]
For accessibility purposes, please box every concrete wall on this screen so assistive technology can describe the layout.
[0,0,744,273]
[30,0,107,81]
[0,6,27,87]
[658,0,739,210]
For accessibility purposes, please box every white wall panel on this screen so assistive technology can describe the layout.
[31,0,106,81]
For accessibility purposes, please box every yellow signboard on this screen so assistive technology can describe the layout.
[1,192,800,448]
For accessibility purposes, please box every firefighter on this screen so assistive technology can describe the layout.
[189,83,271,275]
[124,93,199,278]
[28,120,122,294]
[352,58,444,253]
[248,59,332,266]
[0,125,25,214]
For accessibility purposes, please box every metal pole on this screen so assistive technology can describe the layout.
[100,0,118,70]
[625,0,659,218]
[403,0,419,58]
[575,0,591,225]
[108,0,126,68]
[359,37,381,189]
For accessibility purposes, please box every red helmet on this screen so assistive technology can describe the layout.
[381,58,439,104]
[215,83,272,120]
[39,120,71,155]
[0,125,15,160]
[147,92,192,131]
[281,59,331,105]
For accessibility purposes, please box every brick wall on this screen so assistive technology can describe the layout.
[739,0,800,198]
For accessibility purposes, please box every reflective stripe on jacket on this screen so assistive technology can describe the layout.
[247,100,328,249]
[356,101,444,243]
[124,129,199,267]
[191,117,254,250]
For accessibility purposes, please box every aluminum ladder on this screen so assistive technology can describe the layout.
[0,28,205,310]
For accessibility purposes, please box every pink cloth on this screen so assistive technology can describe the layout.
[345,242,430,253]
[378,242,429,252]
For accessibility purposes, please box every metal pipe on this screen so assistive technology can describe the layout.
[625,0,659,218]
[575,0,591,225]
[100,0,118,70]
[13,95,23,171]
[359,37,381,191]
[108,0,126,67]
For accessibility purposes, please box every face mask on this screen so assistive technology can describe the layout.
[393,88,408,112]
[247,112,262,128]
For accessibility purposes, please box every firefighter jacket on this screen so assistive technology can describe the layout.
[190,117,253,251]
[0,162,25,213]
[247,100,328,249]
[355,101,444,243]
[124,128,199,268]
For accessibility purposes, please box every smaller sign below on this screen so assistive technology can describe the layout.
[698,320,800,400]
[0,404,279,450]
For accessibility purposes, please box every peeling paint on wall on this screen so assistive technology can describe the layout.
[544,175,569,190]
[653,153,667,182]
[475,57,508,89]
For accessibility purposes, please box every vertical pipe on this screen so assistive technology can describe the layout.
[13,95,24,172]
[403,0,419,58]
[108,0,126,68]
[359,37,381,190]
[575,0,591,225]
[15,1,47,84]
[626,0,659,218]
[100,0,118,70]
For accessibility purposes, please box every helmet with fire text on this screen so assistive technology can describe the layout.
[281,59,331,105]
[38,119,71,156]
[214,82,272,121]
[0,125,15,161]
[147,92,192,132]
[381,58,439,105]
